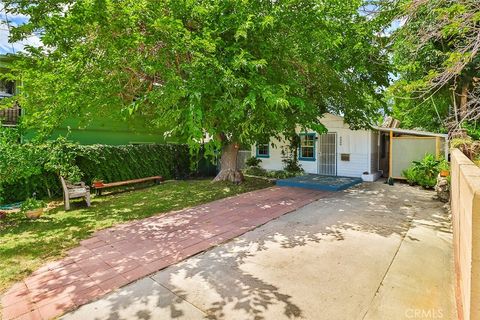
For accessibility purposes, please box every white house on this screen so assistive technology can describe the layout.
[251,113,382,181]
[251,113,450,182]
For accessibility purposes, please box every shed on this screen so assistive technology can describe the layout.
[373,127,448,179]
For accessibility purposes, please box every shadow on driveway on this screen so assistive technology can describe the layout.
[63,182,456,320]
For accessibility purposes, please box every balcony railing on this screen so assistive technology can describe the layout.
[0,105,21,126]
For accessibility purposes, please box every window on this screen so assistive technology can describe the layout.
[0,80,15,98]
[256,143,269,158]
[299,133,316,161]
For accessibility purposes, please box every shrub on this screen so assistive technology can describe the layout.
[245,156,262,167]
[402,154,447,189]
[0,136,190,204]
[282,158,304,174]
[266,170,298,179]
[20,198,45,213]
[243,167,301,180]
[461,122,480,141]
[403,167,418,186]
[0,129,63,203]
[281,137,304,174]
[438,158,450,172]
[243,166,267,177]
[451,137,480,161]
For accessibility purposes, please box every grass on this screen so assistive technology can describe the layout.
[0,177,272,292]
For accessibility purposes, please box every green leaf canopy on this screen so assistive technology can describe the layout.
[385,0,480,133]
[5,0,390,152]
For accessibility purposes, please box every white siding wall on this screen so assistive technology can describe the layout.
[250,135,319,173]
[251,113,375,178]
[319,114,371,177]
[299,158,317,174]
[332,133,370,177]
[251,136,286,171]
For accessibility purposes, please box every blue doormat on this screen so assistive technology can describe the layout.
[276,174,362,191]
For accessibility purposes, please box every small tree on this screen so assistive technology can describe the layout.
[384,0,480,133]
[5,0,390,183]
[0,129,81,202]
[281,135,303,173]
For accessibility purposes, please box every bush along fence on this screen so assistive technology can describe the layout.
[0,141,190,204]
[402,154,449,189]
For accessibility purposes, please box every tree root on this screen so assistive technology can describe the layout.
[213,169,245,184]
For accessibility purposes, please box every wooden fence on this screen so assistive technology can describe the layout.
[451,149,480,320]
[0,105,21,125]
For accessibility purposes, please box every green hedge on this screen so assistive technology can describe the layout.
[1,144,190,203]
[2,174,60,204]
[76,144,190,184]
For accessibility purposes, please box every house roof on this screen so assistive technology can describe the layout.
[372,126,448,138]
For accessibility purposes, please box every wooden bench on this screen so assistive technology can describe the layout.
[93,176,164,195]
[60,176,91,211]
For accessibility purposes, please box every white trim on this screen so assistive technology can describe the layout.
[373,126,448,138]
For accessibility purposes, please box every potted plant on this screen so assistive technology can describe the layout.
[92,177,105,188]
[361,171,379,182]
[439,160,450,177]
[21,198,45,219]
[440,169,450,177]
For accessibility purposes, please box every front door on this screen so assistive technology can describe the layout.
[318,133,337,175]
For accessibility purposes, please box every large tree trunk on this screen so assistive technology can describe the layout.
[213,142,245,184]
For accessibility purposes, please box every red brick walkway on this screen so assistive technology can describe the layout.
[1,186,328,320]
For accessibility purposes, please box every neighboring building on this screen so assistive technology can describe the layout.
[0,103,20,127]
[45,116,169,145]
[0,54,168,145]
[0,55,21,127]
[252,113,448,181]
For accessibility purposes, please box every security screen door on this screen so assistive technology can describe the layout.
[318,133,337,176]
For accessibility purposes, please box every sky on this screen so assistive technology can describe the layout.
[0,2,42,54]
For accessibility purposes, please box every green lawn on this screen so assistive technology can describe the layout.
[0,177,272,292]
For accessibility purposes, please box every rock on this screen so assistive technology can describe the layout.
[435,174,450,203]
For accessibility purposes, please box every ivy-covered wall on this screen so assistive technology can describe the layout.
[1,144,190,203]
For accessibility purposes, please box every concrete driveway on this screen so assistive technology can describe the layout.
[63,182,456,320]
